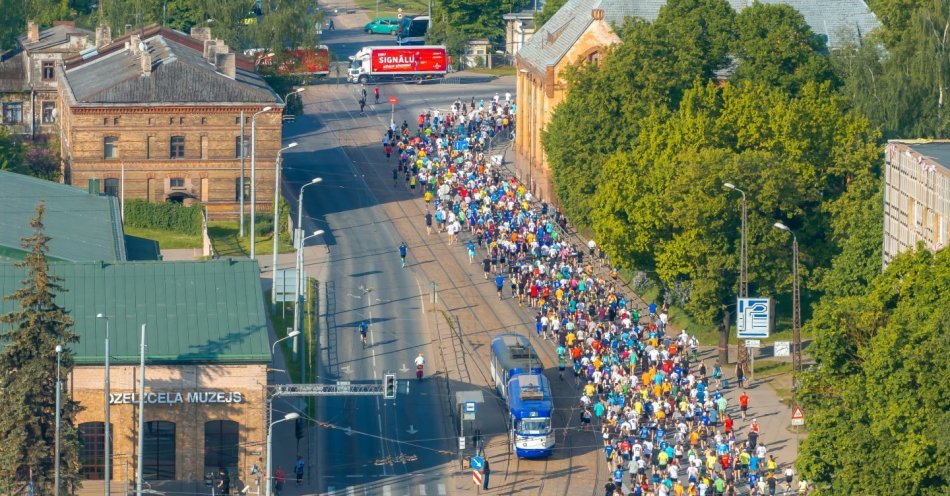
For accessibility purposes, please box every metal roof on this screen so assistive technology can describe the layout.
[17,24,93,52]
[0,171,126,262]
[0,259,270,365]
[898,141,950,176]
[518,0,879,72]
[62,30,280,105]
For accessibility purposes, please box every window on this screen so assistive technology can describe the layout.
[42,60,55,80]
[2,102,23,124]
[235,136,249,158]
[179,116,185,125]
[200,117,207,125]
[103,117,109,125]
[104,178,119,197]
[170,177,185,188]
[235,177,250,202]
[103,136,118,159]
[147,136,155,159]
[79,422,112,480]
[170,136,185,159]
[113,117,120,126]
[200,135,208,159]
[148,117,154,126]
[204,420,239,473]
[41,101,56,123]
[142,421,176,480]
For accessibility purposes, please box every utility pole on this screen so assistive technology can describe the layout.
[724,182,748,369]
[791,236,801,381]
[240,110,246,237]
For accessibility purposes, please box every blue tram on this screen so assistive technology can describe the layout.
[489,334,553,458]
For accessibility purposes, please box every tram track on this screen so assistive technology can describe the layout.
[311,84,603,495]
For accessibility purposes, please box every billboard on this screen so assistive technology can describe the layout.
[737,297,772,338]
[370,47,447,74]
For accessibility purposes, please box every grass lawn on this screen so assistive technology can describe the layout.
[352,0,429,18]
[468,66,517,76]
[123,226,202,250]
[207,220,293,257]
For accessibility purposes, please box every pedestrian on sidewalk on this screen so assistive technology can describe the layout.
[739,391,749,419]
[273,466,285,496]
[359,96,366,115]
[735,361,746,389]
[294,455,304,486]
[374,85,380,104]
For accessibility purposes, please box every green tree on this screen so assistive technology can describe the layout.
[429,0,524,45]
[731,2,836,94]
[798,247,950,495]
[0,129,25,175]
[534,0,566,28]
[0,203,82,494]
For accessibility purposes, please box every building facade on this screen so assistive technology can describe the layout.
[514,0,880,201]
[0,21,95,138]
[0,259,271,494]
[883,141,950,266]
[58,25,284,219]
[502,11,536,56]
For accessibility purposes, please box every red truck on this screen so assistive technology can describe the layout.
[251,46,330,79]
[347,45,448,84]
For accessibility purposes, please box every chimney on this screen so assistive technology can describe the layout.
[591,8,605,21]
[190,27,211,42]
[141,50,153,76]
[215,52,236,79]
[204,39,217,61]
[27,21,40,43]
[129,34,141,55]
[95,25,111,48]
[207,40,228,62]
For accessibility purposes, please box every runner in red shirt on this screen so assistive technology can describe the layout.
[739,392,750,419]
[724,415,734,435]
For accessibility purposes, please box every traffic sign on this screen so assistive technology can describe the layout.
[774,341,790,357]
[745,339,761,348]
[453,140,469,151]
[470,455,484,470]
[791,405,805,426]
[737,297,772,338]
[389,96,398,105]
[465,401,476,413]
[458,436,465,450]
[472,469,483,486]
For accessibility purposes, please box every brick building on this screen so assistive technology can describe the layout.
[0,21,95,138]
[883,140,950,266]
[0,259,270,494]
[514,0,880,201]
[58,25,284,219]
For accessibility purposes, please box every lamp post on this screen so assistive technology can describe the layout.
[723,182,748,370]
[250,106,273,260]
[774,222,801,393]
[239,110,246,237]
[271,329,301,357]
[270,142,299,311]
[292,177,323,348]
[294,229,323,382]
[54,345,63,496]
[265,412,300,496]
[96,313,111,496]
[283,87,304,112]
[136,324,146,496]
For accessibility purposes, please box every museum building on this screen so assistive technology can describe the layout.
[0,258,271,494]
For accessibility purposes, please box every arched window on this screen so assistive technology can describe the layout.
[587,51,601,64]
[79,422,112,480]
[204,420,240,473]
[143,421,176,480]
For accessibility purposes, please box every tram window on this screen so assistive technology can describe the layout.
[518,418,550,434]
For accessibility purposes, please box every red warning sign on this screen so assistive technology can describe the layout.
[791,405,805,426]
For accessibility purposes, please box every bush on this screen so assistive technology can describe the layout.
[124,200,203,235]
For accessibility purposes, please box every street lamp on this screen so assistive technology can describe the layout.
[136,324,147,496]
[265,412,300,496]
[270,142,299,311]
[295,229,323,383]
[773,221,802,392]
[96,313,111,496]
[283,87,304,107]
[250,106,273,261]
[292,178,323,346]
[54,345,63,496]
[723,182,748,369]
[272,329,301,357]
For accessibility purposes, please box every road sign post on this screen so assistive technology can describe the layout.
[745,339,761,381]
[791,405,805,426]
[388,95,397,126]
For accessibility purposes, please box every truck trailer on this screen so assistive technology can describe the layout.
[347,45,448,84]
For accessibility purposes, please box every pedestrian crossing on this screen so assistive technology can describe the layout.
[325,482,448,496]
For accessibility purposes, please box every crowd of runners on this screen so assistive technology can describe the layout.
[380,93,805,496]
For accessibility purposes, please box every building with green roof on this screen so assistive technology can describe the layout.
[0,170,159,262]
[0,258,271,489]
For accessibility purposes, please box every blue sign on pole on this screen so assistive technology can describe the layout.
[471,456,485,470]
[737,297,771,338]
[454,140,469,151]
[465,401,476,413]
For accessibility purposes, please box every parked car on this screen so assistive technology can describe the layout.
[364,17,400,35]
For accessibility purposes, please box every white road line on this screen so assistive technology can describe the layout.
[437,483,446,495]
[348,487,356,496]
[382,484,392,496]
[418,484,427,495]
[327,486,335,496]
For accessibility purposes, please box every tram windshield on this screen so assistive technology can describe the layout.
[517,417,551,435]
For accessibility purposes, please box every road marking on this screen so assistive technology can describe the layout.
[418,484,427,495]
[437,483,446,495]
[348,487,356,496]
[327,486,335,496]
[382,484,392,496]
